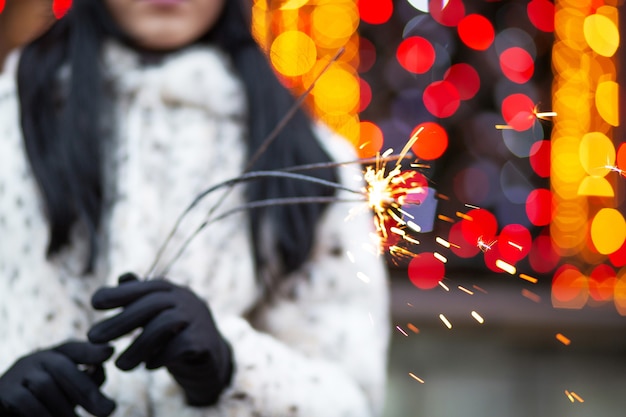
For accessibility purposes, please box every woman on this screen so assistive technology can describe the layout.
[0,0,390,416]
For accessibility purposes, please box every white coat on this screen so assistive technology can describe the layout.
[0,43,390,417]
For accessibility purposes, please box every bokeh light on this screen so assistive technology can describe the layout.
[410,122,448,161]
[357,121,384,158]
[408,252,445,290]
[460,208,498,246]
[499,47,535,84]
[583,13,619,57]
[423,81,460,118]
[429,0,465,27]
[527,0,555,32]
[53,0,72,18]
[443,63,480,100]
[457,14,494,51]
[396,36,436,75]
[588,264,616,302]
[526,189,552,226]
[501,93,535,131]
[358,0,393,25]
[529,140,551,178]
[551,265,589,309]
[270,31,317,76]
[591,209,626,255]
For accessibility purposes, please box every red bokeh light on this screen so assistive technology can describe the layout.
[0,0,5,14]
[358,121,384,158]
[423,81,461,118]
[529,234,560,274]
[396,36,436,74]
[483,240,507,273]
[499,47,535,84]
[410,122,449,160]
[527,0,555,32]
[449,222,481,259]
[359,78,372,112]
[589,264,616,302]
[358,0,393,25]
[498,224,532,263]
[525,188,552,226]
[53,0,72,18]
[501,93,536,131]
[457,14,495,51]
[552,264,588,306]
[408,252,445,290]
[529,140,551,178]
[609,239,626,267]
[444,63,480,100]
[429,0,466,27]
[617,143,626,173]
[461,208,498,246]
[358,37,377,73]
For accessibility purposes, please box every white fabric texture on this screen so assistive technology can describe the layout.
[0,43,390,416]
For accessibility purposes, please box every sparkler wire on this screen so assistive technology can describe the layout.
[157,195,364,277]
[146,170,363,277]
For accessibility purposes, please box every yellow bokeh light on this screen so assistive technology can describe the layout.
[270,31,317,77]
[311,2,359,49]
[579,131,615,176]
[578,177,614,197]
[312,66,359,113]
[591,208,626,254]
[583,13,620,57]
[275,0,310,10]
[595,80,619,127]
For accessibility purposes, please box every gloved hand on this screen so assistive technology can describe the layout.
[0,341,116,417]
[88,273,233,406]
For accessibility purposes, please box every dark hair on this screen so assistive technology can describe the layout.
[18,0,338,276]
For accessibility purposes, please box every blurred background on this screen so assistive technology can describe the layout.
[3,0,626,415]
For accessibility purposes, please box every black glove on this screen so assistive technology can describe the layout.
[0,341,116,417]
[88,273,233,406]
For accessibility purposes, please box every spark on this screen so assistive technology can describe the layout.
[434,252,448,263]
[407,323,420,333]
[519,273,538,284]
[507,241,523,251]
[390,227,405,236]
[438,281,450,291]
[456,211,473,221]
[458,286,474,295]
[495,259,517,275]
[409,372,425,383]
[406,220,421,232]
[356,272,371,283]
[438,214,454,223]
[603,164,626,176]
[473,285,488,294]
[565,390,584,403]
[437,193,450,201]
[396,325,409,337]
[521,289,541,303]
[533,107,557,120]
[495,124,514,130]
[465,203,480,210]
[389,245,418,259]
[346,251,355,263]
[477,236,497,253]
[439,314,452,329]
[556,333,571,346]
[403,236,420,245]
[471,311,484,324]
[436,237,451,248]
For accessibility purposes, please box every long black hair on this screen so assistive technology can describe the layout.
[18,0,338,276]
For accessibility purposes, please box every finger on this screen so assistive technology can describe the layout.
[1,385,54,417]
[118,272,139,284]
[84,365,106,387]
[91,280,172,310]
[116,310,188,371]
[24,371,77,417]
[88,292,175,343]
[53,342,114,365]
[145,331,206,370]
[42,355,116,417]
